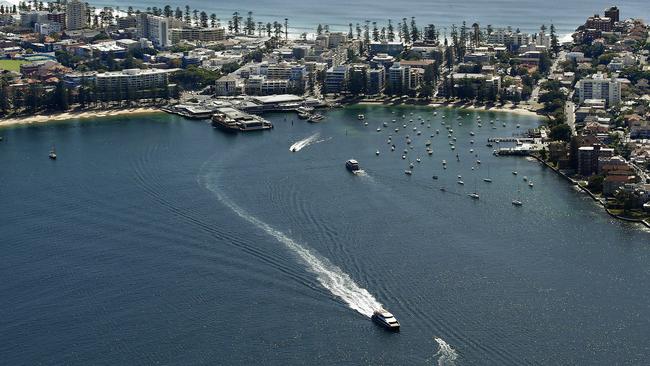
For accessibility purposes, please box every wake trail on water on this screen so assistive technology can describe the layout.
[434,337,459,366]
[200,166,382,317]
[289,132,322,152]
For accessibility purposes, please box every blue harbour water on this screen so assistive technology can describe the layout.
[94,0,650,37]
[1,106,648,365]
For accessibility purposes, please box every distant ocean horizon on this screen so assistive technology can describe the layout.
[92,0,649,38]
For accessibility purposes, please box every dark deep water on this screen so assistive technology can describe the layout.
[1,106,648,365]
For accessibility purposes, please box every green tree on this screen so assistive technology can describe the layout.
[549,124,572,142]
[52,80,68,111]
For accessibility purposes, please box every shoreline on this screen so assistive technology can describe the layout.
[0,107,163,128]
[530,155,650,229]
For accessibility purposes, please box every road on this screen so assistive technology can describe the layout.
[530,50,567,104]
[565,100,576,136]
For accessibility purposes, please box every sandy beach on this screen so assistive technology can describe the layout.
[0,107,163,128]
[443,103,540,117]
[355,98,540,117]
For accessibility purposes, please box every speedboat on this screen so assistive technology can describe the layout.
[345,159,360,172]
[512,171,518,175]
[457,180,464,185]
[372,309,400,331]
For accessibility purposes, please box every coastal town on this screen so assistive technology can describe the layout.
[0,2,648,222]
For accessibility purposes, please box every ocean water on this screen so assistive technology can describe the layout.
[1,106,648,365]
[93,0,650,37]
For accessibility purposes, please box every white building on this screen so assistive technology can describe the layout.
[95,68,179,100]
[388,62,410,93]
[137,14,170,48]
[65,0,88,30]
[577,73,622,106]
[35,22,62,35]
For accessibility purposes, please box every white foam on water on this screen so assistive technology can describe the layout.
[434,337,458,366]
[201,169,383,317]
[290,132,321,152]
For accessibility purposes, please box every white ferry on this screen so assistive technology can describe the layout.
[372,309,400,331]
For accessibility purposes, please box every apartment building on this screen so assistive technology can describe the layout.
[95,68,179,100]
[137,14,170,48]
[170,27,226,44]
[65,0,87,30]
[577,72,622,106]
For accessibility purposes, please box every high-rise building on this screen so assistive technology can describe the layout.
[367,68,385,95]
[388,62,410,94]
[585,14,612,32]
[65,0,87,30]
[324,65,348,94]
[577,72,622,106]
[604,6,620,24]
[137,14,170,48]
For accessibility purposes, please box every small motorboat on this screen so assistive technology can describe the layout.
[48,146,57,160]
[512,200,523,206]
[457,180,464,185]
[376,150,380,156]
[512,171,518,175]
[432,175,439,180]
[404,170,412,175]
[468,193,479,199]
[358,114,365,120]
